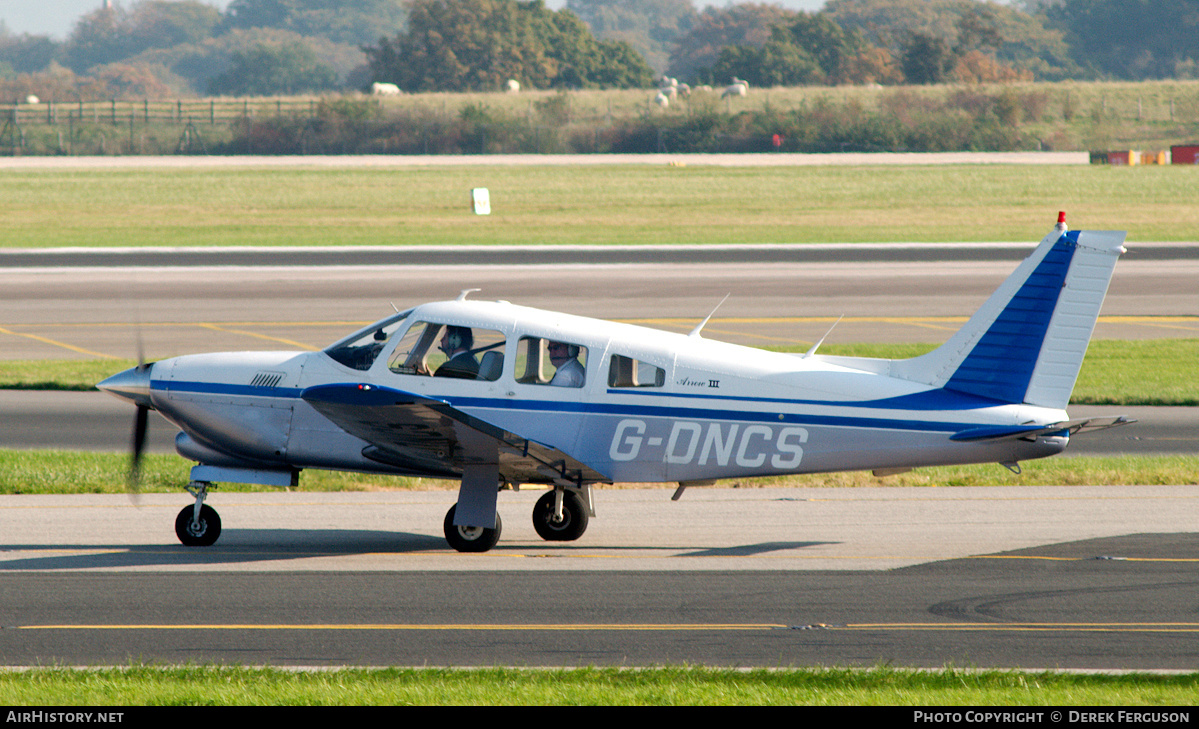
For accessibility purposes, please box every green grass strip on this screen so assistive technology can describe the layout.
[0,450,1194,495]
[0,450,443,494]
[2,165,1198,247]
[0,359,135,392]
[0,665,1195,705]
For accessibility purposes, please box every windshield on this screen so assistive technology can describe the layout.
[323,309,413,371]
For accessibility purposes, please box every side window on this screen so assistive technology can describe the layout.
[608,354,665,388]
[515,336,587,388]
[386,322,506,381]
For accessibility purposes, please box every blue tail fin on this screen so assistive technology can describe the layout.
[892,224,1125,408]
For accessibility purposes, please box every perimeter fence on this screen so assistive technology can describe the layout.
[0,99,318,155]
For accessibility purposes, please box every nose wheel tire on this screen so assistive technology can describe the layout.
[175,504,222,547]
[443,504,502,553]
[532,490,588,542]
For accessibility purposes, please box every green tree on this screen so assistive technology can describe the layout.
[63,4,130,73]
[128,1,221,50]
[222,0,409,46]
[826,0,1076,81]
[64,1,221,74]
[665,3,799,82]
[223,0,295,29]
[565,0,697,74]
[206,39,339,95]
[700,11,878,87]
[364,0,653,91]
[1041,0,1199,79]
[0,30,60,75]
[777,12,868,83]
[898,5,1000,86]
[708,33,822,87]
[128,27,363,96]
[900,31,956,84]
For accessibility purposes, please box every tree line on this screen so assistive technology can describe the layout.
[1,0,1198,101]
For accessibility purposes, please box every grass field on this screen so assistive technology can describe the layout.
[1,665,1196,706]
[2,164,1197,248]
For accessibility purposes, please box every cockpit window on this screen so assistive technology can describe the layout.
[323,310,412,371]
[515,336,587,388]
[608,355,665,388]
[387,322,507,381]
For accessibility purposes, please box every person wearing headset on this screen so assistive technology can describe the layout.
[434,325,479,379]
[547,340,585,387]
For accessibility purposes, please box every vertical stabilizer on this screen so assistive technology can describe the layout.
[891,224,1125,409]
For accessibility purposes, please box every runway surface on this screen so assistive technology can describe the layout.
[2,251,1197,361]
[1,487,1197,668]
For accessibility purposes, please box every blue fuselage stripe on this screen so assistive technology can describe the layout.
[157,380,987,435]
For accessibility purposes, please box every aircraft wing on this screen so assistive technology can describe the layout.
[300,383,608,486]
[950,415,1135,442]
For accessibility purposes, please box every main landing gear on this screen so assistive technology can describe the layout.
[532,489,589,542]
[443,504,503,553]
[442,487,592,553]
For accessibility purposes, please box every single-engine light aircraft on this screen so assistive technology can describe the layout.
[99,214,1131,552]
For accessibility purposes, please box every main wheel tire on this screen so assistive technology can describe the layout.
[175,504,221,547]
[532,490,588,542]
[443,504,502,553]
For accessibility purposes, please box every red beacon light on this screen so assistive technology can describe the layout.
[1056,210,1068,232]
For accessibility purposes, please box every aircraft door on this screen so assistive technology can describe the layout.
[586,347,674,482]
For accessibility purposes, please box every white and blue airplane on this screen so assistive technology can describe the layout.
[98,214,1131,552]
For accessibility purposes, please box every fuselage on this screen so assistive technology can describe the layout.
[113,298,1070,485]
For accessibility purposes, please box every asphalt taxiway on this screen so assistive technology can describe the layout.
[0,487,1197,668]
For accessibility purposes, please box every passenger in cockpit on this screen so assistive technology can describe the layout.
[435,326,479,379]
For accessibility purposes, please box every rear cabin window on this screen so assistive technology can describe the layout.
[608,355,665,388]
[386,322,506,381]
[515,336,587,388]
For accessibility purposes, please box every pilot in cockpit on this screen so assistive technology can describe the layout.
[434,326,480,379]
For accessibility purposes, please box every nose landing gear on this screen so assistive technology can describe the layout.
[175,480,221,547]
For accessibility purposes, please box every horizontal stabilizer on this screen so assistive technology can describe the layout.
[950,415,1135,442]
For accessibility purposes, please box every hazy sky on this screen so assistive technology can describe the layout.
[2,0,828,40]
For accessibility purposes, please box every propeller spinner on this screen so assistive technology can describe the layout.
[97,361,154,492]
